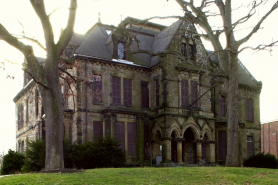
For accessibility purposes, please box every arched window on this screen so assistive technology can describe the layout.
[118,42,125,60]
[181,38,187,57]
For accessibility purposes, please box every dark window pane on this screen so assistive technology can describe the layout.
[112,77,121,105]
[155,80,160,107]
[181,43,187,56]
[128,123,136,156]
[115,122,125,150]
[141,82,149,108]
[124,78,132,106]
[246,99,253,121]
[189,44,194,59]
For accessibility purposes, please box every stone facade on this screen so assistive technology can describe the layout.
[261,120,278,158]
[14,17,262,165]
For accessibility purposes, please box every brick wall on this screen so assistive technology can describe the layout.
[261,121,278,157]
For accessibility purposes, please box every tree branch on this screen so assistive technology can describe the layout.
[239,40,278,53]
[237,1,278,46]
[14,34,46,51]
[56,0,77,56]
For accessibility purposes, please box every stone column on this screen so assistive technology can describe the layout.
[209,141,216,163]
[196,140,202,164]
[162,137,172,163]
[136,116,144,163]
[176,138,184,164]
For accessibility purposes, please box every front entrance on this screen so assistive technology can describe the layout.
[183,128,196,164]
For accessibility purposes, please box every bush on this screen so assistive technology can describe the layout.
[72,137,126,169]
[243,152,278,169]
[1,150,25,175]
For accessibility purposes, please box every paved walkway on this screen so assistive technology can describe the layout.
[0,175,11,178]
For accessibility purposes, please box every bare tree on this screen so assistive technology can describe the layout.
[174,0,278,166]
[0,0,77,170]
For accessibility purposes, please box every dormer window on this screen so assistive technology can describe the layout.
[118,42,125,60]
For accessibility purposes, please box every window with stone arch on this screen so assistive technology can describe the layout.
[118,42,125,60]
[188,39,195,60]
[181,37,187,57]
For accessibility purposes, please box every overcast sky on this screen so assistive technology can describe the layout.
[0,0,278,154]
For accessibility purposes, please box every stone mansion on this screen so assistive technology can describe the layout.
[14,17,262,166]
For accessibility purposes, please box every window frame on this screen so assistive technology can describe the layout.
[112,76,121,105]
[246,98,254,122]
[141,81,149,109]
[123,78,132,107]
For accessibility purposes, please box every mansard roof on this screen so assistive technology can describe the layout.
[70,17,260,89]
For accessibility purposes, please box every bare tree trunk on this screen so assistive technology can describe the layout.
[39,61,64,170]
[226,51,240,167]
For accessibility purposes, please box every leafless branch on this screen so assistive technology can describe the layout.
[14,34,46,51]
[239,40,278,53]
[23,69,49,89]
[48,7,62,17]
[237,1,278,46]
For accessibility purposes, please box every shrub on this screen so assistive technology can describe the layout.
[21,139,46,173]
[243,152,278,169]
[72,137,126,169]
[1,150,25,175]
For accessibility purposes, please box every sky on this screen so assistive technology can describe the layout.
[0,0,278,154]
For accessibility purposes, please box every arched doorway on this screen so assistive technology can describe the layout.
[183,128,196,164]
[171,130,178,163]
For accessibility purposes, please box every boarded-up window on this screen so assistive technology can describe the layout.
[93,77,102,103]
[246,99,253,122]
[247,136,254,159]
[144,125,150,159]
[181,79,189,107]
[93,121,103,139]
[155,79,160,107]
[115,122,125,150]
[141,82,149,108]
[18,104,24,130]
[181,43,187,56]
[112,77,121,105]
[219,95,226,117]
[124,78,132,107]
[218,131,227,161]
[191,81,198,107]
[128,123,136,156]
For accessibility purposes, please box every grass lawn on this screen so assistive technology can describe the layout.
[0,167,278,185]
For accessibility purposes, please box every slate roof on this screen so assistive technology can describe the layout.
[71,17,260,89]
[208,51,261,88]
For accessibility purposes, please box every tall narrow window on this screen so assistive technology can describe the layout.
[118,42,125,60]
[189,44,194,59]
[181,79,189,107]
[247,136,254,158]
[35,90,39,117]
[93,77,102,103]
[115,122,125,150]
[218,131,227,161]
[141,82,149,108]
[18,104,24,130]
[128,123,136,156]
[191,81,198,107]
[246,99,253,122]
[155,79,160,107]
[219,95,226,117]
[144,125,150,159]
[112,77,121,105]
[25,99,29,123]
[123,78,132,107]
[93,121,103,139]
[181,43,187,57]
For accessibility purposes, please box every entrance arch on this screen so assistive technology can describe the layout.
[183,128,196,164]
[171,130,178,163]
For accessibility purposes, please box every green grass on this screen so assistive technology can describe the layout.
[1,167,278,185]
